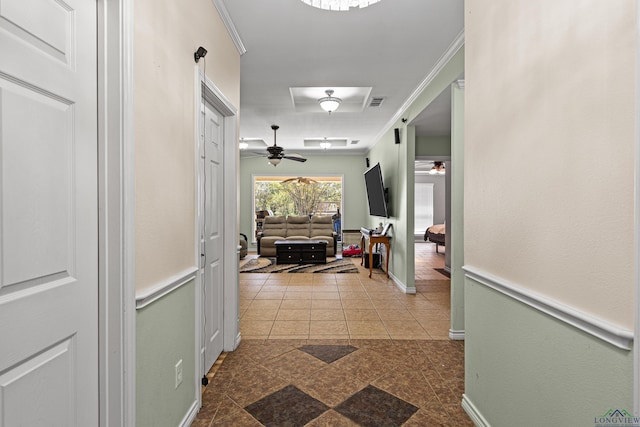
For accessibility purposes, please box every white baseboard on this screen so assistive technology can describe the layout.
[179,400,200,427]
[229,332,241,352]
[449,329,465,340]
[462,394,490,427]
[389,272,416,294]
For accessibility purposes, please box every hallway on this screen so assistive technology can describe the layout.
[193,243,472,425]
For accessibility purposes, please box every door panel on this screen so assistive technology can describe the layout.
[202,102,224,372]
[0,338,75,426]
[0,0,98,424]
[1,85,72,287]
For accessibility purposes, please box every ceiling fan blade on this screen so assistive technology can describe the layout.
[281,177,317,184]
[283,154,307,163]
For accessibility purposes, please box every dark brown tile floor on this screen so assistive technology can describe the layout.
[193,339,471,426]
[193,243,473,426]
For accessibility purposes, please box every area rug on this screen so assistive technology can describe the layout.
[240,257,358,273]
[434,268,450,278]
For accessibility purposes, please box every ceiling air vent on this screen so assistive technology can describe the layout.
[368,97,385,107]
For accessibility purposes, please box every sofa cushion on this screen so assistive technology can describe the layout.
[261,215,287,237]
[309,216,335,256]
[286,215,310,237]
[287,215,310,224]
[286,235,310,241]
[310,215,333,236]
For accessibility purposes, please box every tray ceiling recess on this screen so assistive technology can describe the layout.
[238,138,267,150]
[289,87,373,113]
[303,138,349,148]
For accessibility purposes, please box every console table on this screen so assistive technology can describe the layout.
[274,240,327,264]
[360,229,391,278]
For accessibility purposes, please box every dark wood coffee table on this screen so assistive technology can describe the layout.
[274,240,328,264]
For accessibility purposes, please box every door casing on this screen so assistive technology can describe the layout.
[97,0,136,425]
[194,67,240,408]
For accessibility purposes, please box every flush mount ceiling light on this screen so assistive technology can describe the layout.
[300,0,382,11]
[319,138,331,150]
[318,90,341,113]
[238,138,249,150]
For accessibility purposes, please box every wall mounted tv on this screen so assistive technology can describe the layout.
[364,162,389,218]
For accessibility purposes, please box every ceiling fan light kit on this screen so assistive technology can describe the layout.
[318,89,341,113]
[300,0,382,11]
[265,124,307,167]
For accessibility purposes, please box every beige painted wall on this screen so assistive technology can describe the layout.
[465,0,636,328]
[134,0,240,291]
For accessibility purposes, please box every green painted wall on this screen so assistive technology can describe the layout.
[464,278,634,426]
[136,281,196,427]
[367,46,464,292]
[416,136,451,157]
[368,126,412,289]
[240,153,368,247]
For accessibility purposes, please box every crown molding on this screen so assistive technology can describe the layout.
[212,0,247,55]
[374,30,464,144]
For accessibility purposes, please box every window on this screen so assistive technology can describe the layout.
[252,176,342,240]
[414,182,434,235]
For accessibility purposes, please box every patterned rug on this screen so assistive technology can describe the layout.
[240,257,359,273]
[434,268,450,278]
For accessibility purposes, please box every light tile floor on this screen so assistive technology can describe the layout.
[239,242,451,340]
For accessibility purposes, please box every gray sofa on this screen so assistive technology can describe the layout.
[257,215,337,256]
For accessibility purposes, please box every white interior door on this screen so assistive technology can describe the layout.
[0,0,98,425]
[201,101,224,373]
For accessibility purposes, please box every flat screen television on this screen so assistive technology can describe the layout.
[364,162,389,218]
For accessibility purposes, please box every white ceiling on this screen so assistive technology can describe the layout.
[220,0,464,156]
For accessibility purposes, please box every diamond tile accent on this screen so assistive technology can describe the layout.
[244,385,329,426]
[335,385,419,427]
[299,344,358,363]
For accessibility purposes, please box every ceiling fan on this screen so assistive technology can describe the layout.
[263,125,307,167]
[281,177,317,184]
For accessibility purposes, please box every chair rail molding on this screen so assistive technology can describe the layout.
[135,268,198,309]
[463,265,634,350]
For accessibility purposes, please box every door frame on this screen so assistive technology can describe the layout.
[194,67,239,402]
[635,0,640,415]
[97,0,136,425]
